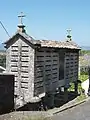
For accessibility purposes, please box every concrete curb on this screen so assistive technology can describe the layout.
[53,100,86,115]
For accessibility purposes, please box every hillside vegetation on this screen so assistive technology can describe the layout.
[0,50,6,68]
[80,50,90,56]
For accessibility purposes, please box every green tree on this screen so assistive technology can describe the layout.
[0,55,6,68]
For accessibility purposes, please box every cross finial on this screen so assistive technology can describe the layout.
[67,28,71,36]
[18,12,26,25]
[17,12,26,33]
[67,28,72,40]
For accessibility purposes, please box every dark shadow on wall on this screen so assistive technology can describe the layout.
[0,75,14,115]
[16,91,78,111]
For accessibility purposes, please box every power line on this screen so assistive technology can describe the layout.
[0,21,10,38]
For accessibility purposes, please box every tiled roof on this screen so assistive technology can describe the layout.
[4,32,81,50]
[4,32,34,44]
[33,39,81,49]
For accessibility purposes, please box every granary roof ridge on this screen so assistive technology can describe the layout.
[33,39,81,50]
[19,32,35,42]
[4,31,35,44]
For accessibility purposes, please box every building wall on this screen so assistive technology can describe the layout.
[64,50,79,87]
[6,37,35,103]
[34,48,79,95]
[6,46,11,72]
[34,47,59,95]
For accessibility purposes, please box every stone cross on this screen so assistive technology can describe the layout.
[67,29,72,40]
[67,29,71,36]
[18,12,26,25]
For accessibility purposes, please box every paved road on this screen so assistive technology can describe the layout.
[52,99,90,120]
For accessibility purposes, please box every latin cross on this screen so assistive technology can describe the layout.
[18,12,26,25]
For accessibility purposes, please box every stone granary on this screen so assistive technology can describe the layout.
[4,14,81,109]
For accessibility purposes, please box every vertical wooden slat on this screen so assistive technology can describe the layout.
[17,41,22,95]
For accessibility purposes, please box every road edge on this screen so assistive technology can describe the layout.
[53,100,86,115]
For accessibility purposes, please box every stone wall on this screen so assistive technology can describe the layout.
[0,74,14,114]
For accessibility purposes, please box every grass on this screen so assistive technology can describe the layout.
[76,74,88,102]
[68,83,74,91]
[68,82,87,102]
[68,74,88,100]
[79,74,88,82]
[77,74,89,102]
[76,93,86,102]
[68,74,88,92]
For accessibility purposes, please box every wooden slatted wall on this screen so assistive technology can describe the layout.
[65,51,79,85]
[34,48,59,96]
[10,40,30,96]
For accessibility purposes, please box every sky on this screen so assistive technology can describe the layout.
[0,0,90,46]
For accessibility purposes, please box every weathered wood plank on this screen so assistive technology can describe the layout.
[22,46,29,50]
[11,57,18,61]
[21,73,28,77]
[21,57,29,61]
[21,67,29,71]
[36,72,43,77]
[36,57,44,61]
[34,77,43,82]
[34,86,44,95]
[35,68,43,72]
[35,62,44,66]
[11,67,18,71]
[21,82,28,88]
[22,52,29,56]
[35,52,45,56]
[21,77,29,82]
[45,80,51,85]
[45,58,52,61]
[45,74,52,79]
[52,52,58,56]
[22,62,29,66]
[52,65,58,69]
[11,46,18,50]
[45,62,52,66]
[34,82,43,88]
[11,52,18,56]
[52,61,58,64]
[45,71,52,76]
[21,76,28,78]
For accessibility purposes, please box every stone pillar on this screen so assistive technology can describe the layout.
[46,92,54,109]
[64,87,68,102]
[74,82,78,94]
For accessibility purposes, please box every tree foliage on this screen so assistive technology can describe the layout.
[80,50,90,56]
[0,54,6,68]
